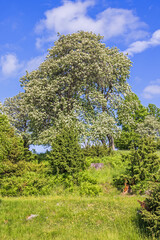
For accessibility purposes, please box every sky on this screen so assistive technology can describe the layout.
[0,0,160,108]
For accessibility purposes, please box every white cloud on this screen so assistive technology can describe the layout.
[0,54,23,76]
[150,78,160,84]
[25,54,46,72]
[35,0,95,33]
[124,29,160,56]
[0,53,45,79]
[142,84,160,99]
[142,93,152,99]
[35,0,147,48]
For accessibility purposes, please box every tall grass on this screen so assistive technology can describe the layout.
[0,150,155,239]
[0,195,151,240]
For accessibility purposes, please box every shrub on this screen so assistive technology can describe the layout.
[115,130,140,150]
[0,161,52,196]
[0,113,50,196]
[138,184,160,238]
[114,137,160,193]
[0,113,25,162]
[0,173,55,197]
[53,171,102,196]
[82,144,110,157]
[49,125,86,174]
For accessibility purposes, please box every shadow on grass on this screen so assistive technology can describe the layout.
[133,209,151,240]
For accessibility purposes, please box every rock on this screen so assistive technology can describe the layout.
[26,214,38,220]
[90,163,104,170]
[145,190,151,195]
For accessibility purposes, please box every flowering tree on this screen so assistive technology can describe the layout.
[115,93,148,149]
[116,93,160,149]
[20,31,132,149]
[3,93,30,148]
[147,103,160,121]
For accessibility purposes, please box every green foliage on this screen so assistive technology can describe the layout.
[0,173,53,197]
[0,160,53,196]
[117,93,148,129]
[0,112,50,197]
[116,93,148,150]
[115,130,140,150]
[136,115,160,138]
[117,94,160,150]
[0,111,37,169]
[139,184,160,238]
[0,113,25,162]
[0,157,101,197]
[20,31,131,146]
[79,181,102,196]
[53,171,102,196]
[37,151,50,163]
[3,93,30,148]
[147,103,160,121]
[49,125,86,174]
[114,138,160,193]
[83,144,110,157]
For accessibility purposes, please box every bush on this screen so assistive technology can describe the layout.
[114,137,160,193]
[52,171,102,196]
[138,184,160,238]
[0,113,25,162]
[0,161,53,196]
[82,144,110,157]
[49,125,86,174]
[0,173,55,197]
[0,113,51,196]
[115,130,140,150]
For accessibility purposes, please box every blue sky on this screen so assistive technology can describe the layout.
[0,0,160,107]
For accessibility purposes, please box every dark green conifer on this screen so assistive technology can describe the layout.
[126,138,159,185]
[139,184,160,238]
[116,137,160,193]
[0,113,24,162]
[49,125,85,174]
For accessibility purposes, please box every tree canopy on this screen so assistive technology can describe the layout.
[115,93,160,149]
[3,93,30,148]
[20,31,132,148]
[147,103,160,121]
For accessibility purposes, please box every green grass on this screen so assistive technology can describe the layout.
[86,150,128,193]
[0,150,155,239]
[0,195,151,240]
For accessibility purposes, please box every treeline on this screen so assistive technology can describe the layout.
[1,32,160,152]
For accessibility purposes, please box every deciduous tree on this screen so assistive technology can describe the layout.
[20,31,132,149]
[147,103,160,121]
[115,93,148,149]
[3,93,30,148]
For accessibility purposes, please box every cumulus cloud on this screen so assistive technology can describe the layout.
[35,0,147,48]
[142,84,160,99]
[150,78,160,84]
[124,29,160,56]
[0,53,45,79]
[0,54,23,76]
[25,54,46,73]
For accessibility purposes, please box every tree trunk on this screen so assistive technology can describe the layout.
[101,139,106,146]
[23,136,29,149]
[107,134,115,151]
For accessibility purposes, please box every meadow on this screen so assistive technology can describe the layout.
[0,195,150,240]
[0,151,153,240]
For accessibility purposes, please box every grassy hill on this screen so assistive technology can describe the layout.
[0,150,156,239]
[0,195,150,240]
